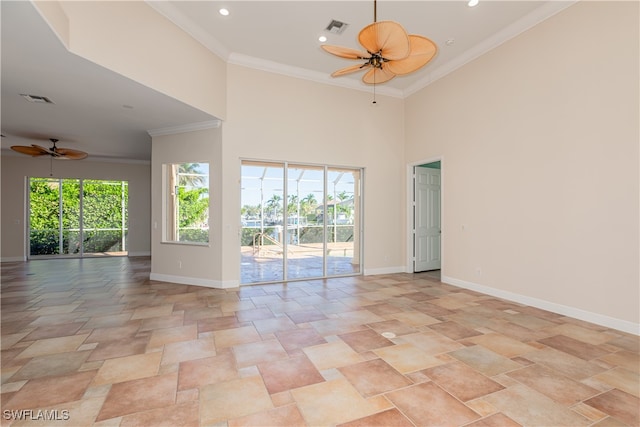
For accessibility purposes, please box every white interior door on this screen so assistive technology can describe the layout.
[414,166,441,272]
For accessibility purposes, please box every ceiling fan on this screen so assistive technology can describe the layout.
[11,138,88,160]
[321,0,437,86]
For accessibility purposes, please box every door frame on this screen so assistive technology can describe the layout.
[406,156,444,273]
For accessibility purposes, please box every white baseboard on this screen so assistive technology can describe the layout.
[364,266,406,276]
[442,275,640,336]
[1,256,27,263]
[150,273,239,289]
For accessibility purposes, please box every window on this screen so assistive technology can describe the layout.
[28,177,128,257]
[163,162,209,244]
[240,160,362,284]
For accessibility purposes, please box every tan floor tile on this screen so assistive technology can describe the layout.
[506,364,600,405]
[2,259,638,427]
[15,334,89,359]
[17,396,106,427]
[10,350,91,382]
[424,361,504,401]
[465,399,499,418]
[233,339,288,368]
[571,402,608,422]
[468,332,537,358]
[584,389,640,427]
[593,367,640,397]
[213,325,261,348]
[147,324,198,349]
[524,347,607,380]
[3,370,96,411]
[337,309,385,324]
[397,331,464,355]
[92,351,162,385]
[539,334,611,361]
[228,404,306,427]
[390,310,441,326]
[547,323,616,345]
[387,381,480,426]
[598,350,640,373]
[96,372,178,421]
[130,304,174,320]
[303,340,363,371]
[85,323,141,344]
[161,338,216,365]
[291,378,382,426]
[86,337,150,362]
[338,408,414,427]
[120,401,199,427]
[449,345,526,377]
[465,412,522,427]
[374,343,444,374]
[178,352,237,390]
[339,358,412,397]
[258,354,324,394]
[200,376,273,424]
[484,384,591,426]
[337,328,394,353]
[1,332,30,350]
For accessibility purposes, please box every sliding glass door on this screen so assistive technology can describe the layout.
[286,164,325,280]
[241,161,362,284]
[28,177,128,257]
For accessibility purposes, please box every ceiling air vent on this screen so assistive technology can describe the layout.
[325,19,348,35]
[20,94,54,104]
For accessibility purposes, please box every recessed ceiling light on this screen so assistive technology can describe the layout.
[318,35,327,43]
[468,0,479,7]
[219,8,229,16]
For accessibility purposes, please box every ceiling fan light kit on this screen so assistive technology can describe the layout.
[321,0,438,99]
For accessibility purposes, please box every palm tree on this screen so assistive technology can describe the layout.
[265,194,282,221]
[177,163,206,188]
[301,193,317,217]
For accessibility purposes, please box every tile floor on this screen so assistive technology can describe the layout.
[1,257,638,426]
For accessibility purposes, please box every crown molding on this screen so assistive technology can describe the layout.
[228,53,404,99]
[148,120,222,138]
[153,1,577,100]
[403,0,577,97]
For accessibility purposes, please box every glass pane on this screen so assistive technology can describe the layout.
[326,168,361,276]
[83,180,128,255]
[163,162,209,243]
[240,161,284,283]
[286,165,324,280]
[29,178,63,256]
[61,179,81,254]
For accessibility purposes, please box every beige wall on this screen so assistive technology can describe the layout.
[0,154,151,260]
[150,127,224,286]
[34,1,227,120]
[220,65,406,283]
[405,2,639,330]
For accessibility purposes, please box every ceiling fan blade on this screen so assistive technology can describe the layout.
[55,148,88,160]
[358,21,410,61]
[32,144,59,156]
[385,35,438,76]
[321,45,369,60]
[362,66,396,85]
[10,145,48,156]
[331,63,371,77]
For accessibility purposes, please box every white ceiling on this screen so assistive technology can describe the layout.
[1,0,574,162]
